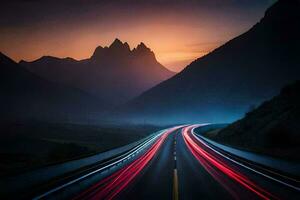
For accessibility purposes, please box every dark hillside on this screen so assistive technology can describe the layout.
[120,0,300,124]
[213,80,300,160]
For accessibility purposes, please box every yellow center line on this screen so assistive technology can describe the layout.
[173,169,179,200]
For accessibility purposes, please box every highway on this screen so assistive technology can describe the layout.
[28,125,300,199]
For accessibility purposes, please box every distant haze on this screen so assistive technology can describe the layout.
[20,39,175,106]
[118,0,300,125]
[0,0,274,72]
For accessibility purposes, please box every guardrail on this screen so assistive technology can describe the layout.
[193,125,300,192]
[0,129,166,198]
[193,125,300,177]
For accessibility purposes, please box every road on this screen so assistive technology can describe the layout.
[31,125,300,200]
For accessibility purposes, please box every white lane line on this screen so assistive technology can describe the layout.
[193,124,300,183]
[191,126,300,192]
[174,132,178,162]
[33,130,167,200]
[199,135,300,183]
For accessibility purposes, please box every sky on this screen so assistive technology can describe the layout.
[0,0,275,72]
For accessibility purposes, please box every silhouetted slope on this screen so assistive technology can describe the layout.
[21,39,175,105]
[214,80,300,159]
[122,0,300,124]
[0,53,103,122]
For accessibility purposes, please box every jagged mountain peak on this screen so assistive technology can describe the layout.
[132,42,155,59]
[94,45,104,51]
[21,38,174,106]
[91,46,104,59]
[137,42,148,50]
[133,42,151,53]
[124,42,130,49]
[110,38,122,46]
[120,0,300,124]
[109,38,130,51]
[91,38,131,60]
[91,39,157,61]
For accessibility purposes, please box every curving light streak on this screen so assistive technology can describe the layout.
[33,128,168,200]
[182,125,279,200]
[192,127,300,191]
[74,126,181,200]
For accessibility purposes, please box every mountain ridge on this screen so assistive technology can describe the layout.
[90,39,157,64]
[20,39,175,105]
[118,0,300,124]
[212,80,300,160]
[0,52,105,122]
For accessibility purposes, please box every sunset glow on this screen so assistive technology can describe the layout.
[0,1,273,71]
[1,1,299,199]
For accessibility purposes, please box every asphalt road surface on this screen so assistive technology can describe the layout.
[30,125,300,200]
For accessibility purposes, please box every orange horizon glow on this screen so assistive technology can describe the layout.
[0,2,269,72]
[2,39,215,73]
[0,20,227,72]
[0,23,233,72]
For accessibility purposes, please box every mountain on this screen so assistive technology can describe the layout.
[212,80,300,160]
[20,39,175,105]
[0,52,104,122]
[119,0,300,124]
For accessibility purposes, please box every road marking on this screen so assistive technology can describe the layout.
[190,126,300,192]
[33,130,167,200]
[173,133,179,200]
[173,169,179,200]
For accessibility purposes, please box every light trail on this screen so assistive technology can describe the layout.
[192,127,300,192]
[182,125,279,200]
[33,128,171,200]
[73,126,181,200]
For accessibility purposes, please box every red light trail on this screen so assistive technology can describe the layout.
[73,126,181,200]
[182,125,279,200]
